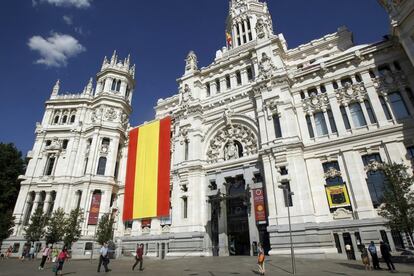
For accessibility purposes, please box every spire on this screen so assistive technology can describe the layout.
[85,77,93,95]
[110,50,117,65]
[51,79,60,98]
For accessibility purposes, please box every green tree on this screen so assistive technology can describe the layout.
[378,162,414,247]
[96,213,114,245]
[45,208,66,245]
[63,208,84,248]
[24,207,47,244]
[0,143,25,242]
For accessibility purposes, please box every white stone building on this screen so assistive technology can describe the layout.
[119,0,414,259]
[5,52,135,257]
[5,0,414,260]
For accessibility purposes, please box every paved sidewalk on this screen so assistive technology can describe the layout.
[0,256,413,276]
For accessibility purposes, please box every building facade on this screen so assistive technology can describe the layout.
[5,52,135,257]
[119,0,414,259]
[4,0,414,260]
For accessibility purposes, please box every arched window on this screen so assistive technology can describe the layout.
[111,79,117,91]
[62,115,68,124]
[97,157,107,175]
[54,116,60,124]
[116,80,122,92]
[70,114,76,123]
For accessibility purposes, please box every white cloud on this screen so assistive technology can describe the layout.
[63,15,73,25]
[34,0,93,8]
[28,33,86,67]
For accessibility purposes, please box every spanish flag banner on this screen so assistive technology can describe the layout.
[123,117,171,221]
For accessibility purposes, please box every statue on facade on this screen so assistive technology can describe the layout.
[181,84,192,104]
[185,51,198,72]
[255,18,268,39]
[224,140,240,160]
[258,52,276,80]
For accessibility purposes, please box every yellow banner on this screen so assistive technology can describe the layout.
[325,184,351,208]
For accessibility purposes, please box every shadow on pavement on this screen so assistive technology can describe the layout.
[322,271,350,275]
[266,261,292,274]
[337,262,367,270]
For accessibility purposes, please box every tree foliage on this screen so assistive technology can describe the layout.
[24,207,47,243]
[96,213,114,245]
[45,208,66,245]
[378,162,414,241]
[0,143,25,241]
[63,208,84,248]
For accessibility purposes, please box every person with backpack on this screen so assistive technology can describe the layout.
[132,243,144,271]
[257,243,265,275]
[368,241,381,270]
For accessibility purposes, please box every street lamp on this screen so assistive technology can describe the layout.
[279,184,296,275]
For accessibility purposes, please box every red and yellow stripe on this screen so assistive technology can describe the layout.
[123,117,171,221]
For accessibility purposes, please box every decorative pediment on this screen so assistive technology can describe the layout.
[364,159,384,172]
[302,93,329,114]
[207,124,258,163]
[324,167,342,179]
[335,82,367,105]
[373,71,408,96]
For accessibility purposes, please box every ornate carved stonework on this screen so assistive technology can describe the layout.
[179,127,189,145]
[142,227,150,234]
[364,159,384,172]
[46,137,62,151]
[255,18,268,39]
[104,107,117,121]
[258,53,276,81]
[372,71,408,96]
[303,93,329,114]
[161,225,171,233]
[324,167,342,179]
[332,208,353,220]
[180,84,193,105]
[207,124,257,163]
[224,140,240,160]
[335,82,368,105]
[231,0,248,16]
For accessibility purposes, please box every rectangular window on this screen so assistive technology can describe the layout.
[323,161,343,186]
[226,75,231,89]
[273,114,282,138]
[62,139,69,150]
[184,140,189,161]
[389,91,409,119]
[333,233,342,253]
[206,83,211,97]
[362,153,386,208]
[306,115,314,138]
[45,155,56,176]
[380,96,392,120]
[364,100,377,124]
[236,71,242,85]
[349,102,367,127]
[97,157,107,175]
[327,110,337,133]
[247,67,254,81]
[340,106,351,130]
[281,181,293,207]
[183,197,188,219]
[84,158,88,175]
[407,146,414,160]
[314,112,328,136]
[215,79,220,93]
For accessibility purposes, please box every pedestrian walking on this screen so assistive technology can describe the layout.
[368,241,381,270]
[97,242,111,273]
[132,243,144,271]
[380,241,396,271]
[38,245,52,270]
[6,246,13,259]
[29,245,35,260]
[20,245,28,261]
[257,242,265,275]
[360,245,371,271]
[51,247,58,262]
[53,247,70,276]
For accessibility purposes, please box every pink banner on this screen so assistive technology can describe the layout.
[88,193,101,225]
[253,188,266,223]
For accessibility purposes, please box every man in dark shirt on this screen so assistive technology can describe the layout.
[132,243,144,271]
[380,241,396,271]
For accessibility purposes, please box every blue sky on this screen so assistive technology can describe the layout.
[0,0,389,155]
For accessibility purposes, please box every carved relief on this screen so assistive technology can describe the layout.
[364,159,384,172]
[104,107,117,121]
[180,84,192,105]
[335,82,368,105]
[303,93,329,114]
[373,71,408,96]
[324,167,342,179]
[207,124,257,163]
[258,53,276,81]
[332,208,353,220]
[231,0,248,16]
[255,18,268,39]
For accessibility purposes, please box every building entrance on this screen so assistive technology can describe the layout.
[226,175,250,255]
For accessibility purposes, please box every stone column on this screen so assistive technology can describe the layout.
[210,81,217,96]
[103,77,112,93]
[359,100,372,127]
[220,77,227,92]
[230,73,237,89]
[323,110,332,135]
[30,192,41,217]
[238,22,244,45]
[241,69,248,85]
[243,20,250,42]
[344,105,355,129]
[42,192,52,214]
[341,150,376,218]
[360,71,389,127]
[326,83,346,135]
[309,113,317,137]
[261,155,278,225]
[232,24,238,47]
